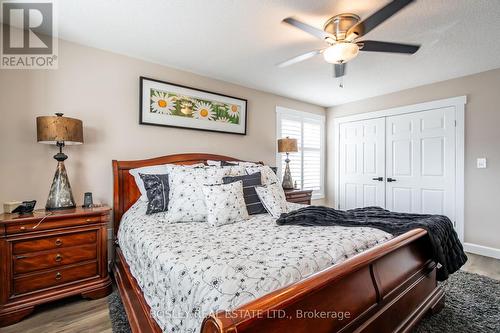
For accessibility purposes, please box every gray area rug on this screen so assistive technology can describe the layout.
[108,290,132,333]
[108,270,500,333]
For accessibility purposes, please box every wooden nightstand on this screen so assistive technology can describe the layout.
[0,206,112,327]
[284,189,313,205]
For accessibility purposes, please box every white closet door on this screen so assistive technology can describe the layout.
[339,118,386,210]
[385,107,456,220]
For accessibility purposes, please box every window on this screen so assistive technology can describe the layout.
[276,107,325,199]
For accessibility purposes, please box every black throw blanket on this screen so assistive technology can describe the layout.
[277,206,467,281]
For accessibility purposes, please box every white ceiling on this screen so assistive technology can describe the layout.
[58,0,500,107]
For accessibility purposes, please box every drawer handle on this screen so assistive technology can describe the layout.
[20,226,26,231]
[55,239,63,246]
[86,218,92,222]
[55,254,63,262]
[55,272,62,281]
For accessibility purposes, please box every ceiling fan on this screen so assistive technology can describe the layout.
[278,0,420,85]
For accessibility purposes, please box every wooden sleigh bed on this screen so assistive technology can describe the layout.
[112,153,444,333]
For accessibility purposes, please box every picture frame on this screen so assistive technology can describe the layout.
[139,76,247,135]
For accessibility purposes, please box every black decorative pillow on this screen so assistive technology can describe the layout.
[223,172,266,215]
[139,173,170,215]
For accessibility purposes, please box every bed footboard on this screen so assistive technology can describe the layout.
[201,228,444,333]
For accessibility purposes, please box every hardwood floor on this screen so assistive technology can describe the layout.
[461,252,500,280]
[1,253,498,333]
[0,295,111,333]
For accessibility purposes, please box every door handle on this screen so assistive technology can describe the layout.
[387,178,397,182]
[372,177,384,181]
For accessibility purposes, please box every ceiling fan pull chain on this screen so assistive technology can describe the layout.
[332,65,344,88]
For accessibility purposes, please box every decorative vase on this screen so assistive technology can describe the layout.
[46,160,76,210]
[282,153,294,189]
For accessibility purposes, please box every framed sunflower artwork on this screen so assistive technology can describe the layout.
[139,77,247,135]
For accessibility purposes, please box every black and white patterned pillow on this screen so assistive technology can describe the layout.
[223,172,266,215]
[130,163,204,201]
[207,160,261,168]
[202,181,249,227]
[255,182,289,218]
[222,165,246,177]
[220,160,238,166]
[167,167,229,222]
[139,173,170,215]
[245,165,280,186]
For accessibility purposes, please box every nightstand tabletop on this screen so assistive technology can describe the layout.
[284,189,313,194]
[0,206,111,224]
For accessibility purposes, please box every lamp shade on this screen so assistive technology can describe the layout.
[37,113,83,145]
[278,137,298,153]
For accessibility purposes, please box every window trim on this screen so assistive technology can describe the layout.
[276,106,326,200]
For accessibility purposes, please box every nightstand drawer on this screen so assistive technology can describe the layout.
[13,244,97,275]
[286,192,310,200]
[6,216,103,235]
[285,190,313,205]
[13,262,98,295]
[13,231,97,255]
[287,197,311,205]
[0,206,111,327]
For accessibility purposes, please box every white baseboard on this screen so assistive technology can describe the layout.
[463,242,500,260]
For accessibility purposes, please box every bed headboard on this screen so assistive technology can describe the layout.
[112,153,253,239]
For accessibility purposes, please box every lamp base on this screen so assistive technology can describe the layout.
[282,159,294,190]
[46,160,76,210]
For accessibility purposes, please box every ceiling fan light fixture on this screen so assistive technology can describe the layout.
[323,42,359,64]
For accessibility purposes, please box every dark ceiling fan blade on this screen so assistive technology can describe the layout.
[277,49,324,68]
[334,63,346,78]
[283,17,335,41]
[358,40,420,54]
[346,0,415,39]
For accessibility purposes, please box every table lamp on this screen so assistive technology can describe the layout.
[36,113,83,210]
[277,137,298,189]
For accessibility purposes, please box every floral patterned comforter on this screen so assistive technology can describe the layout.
[117,201,393,332]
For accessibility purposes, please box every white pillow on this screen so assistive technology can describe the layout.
[129,165,168,201]
[167,166,229,222]
[129,163,204,201]
[255,183,289,218]
[245,165,280,186]
[202,181,249,227]
[206,160,222,166]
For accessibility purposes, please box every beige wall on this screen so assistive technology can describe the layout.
[326,68,500,250]
[0,39,325,213]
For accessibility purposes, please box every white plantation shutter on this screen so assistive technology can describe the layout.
[276,107,325,199]
[303,121,322,192]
